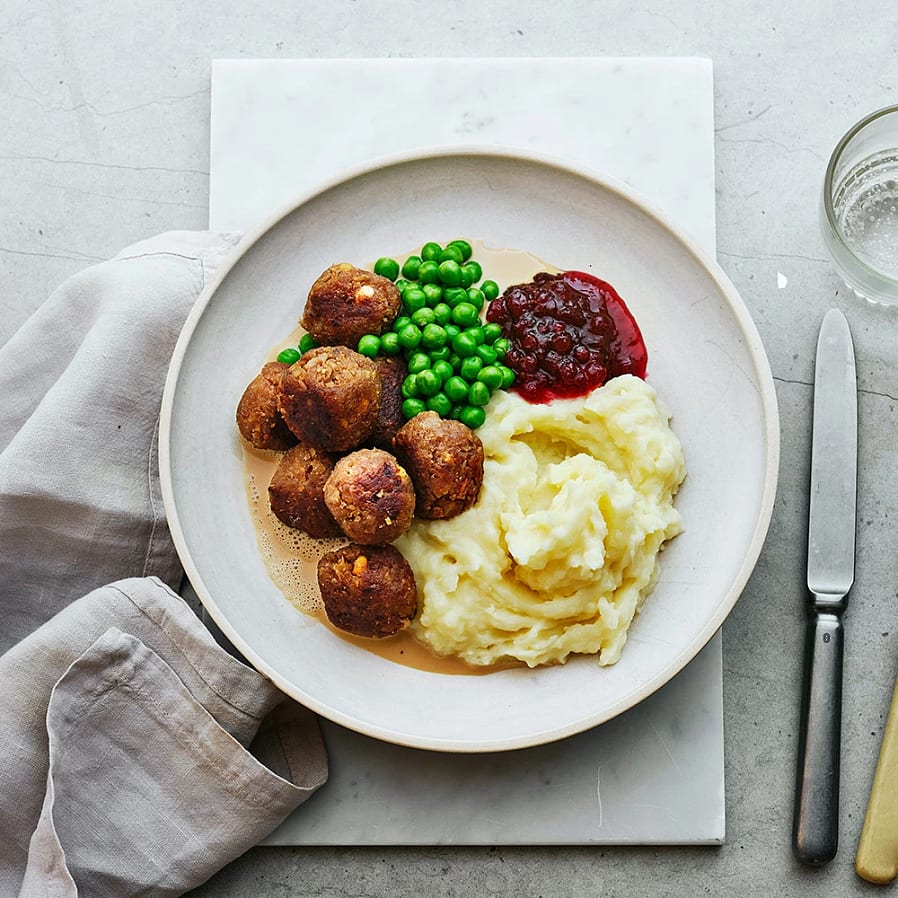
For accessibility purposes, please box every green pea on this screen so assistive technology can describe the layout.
[467,325,485,346]
[459,405,486,429]
[401,375,421,399]
[477,365,504,391]
[438,260,463,287]
[429,346,452,362]
[415,369,441,397]
[433,302,452,325]
[449,403,465,420]
[459,266,474,288]
[402,398,426,419]
[460,355,483,381]
[403,287,427,313]
[463,261,483,284]
[483,322,503,344]
[493,337,510,359]
[451,302,479,328]
[299,333,317,353]
[451,331,478,357]
[412,307,437,328]
[445,324,461,340]
[374,257,400,280]
[481,279,500,300]
[357,334,381,358]
[401,255,422,280]
[397,323,422,349]
[499,365,516,388]
[394,316,412,332]
[423,283,443,305]
[277,347,301,365]
[467,381,490,407]
[444,376,469,403]
[421,323,448,350]
[432,359,454,383]
[394,278,412,293]
[476,344,498,365]
[449,239,473,261]
[380,331,401,356]
[407,352,431,374]
[426,392,452,416]
[443,287,468,308]
[465,287,485,310]
[419,260,440,284]
[421,241,443,262]
[438,244,464,265]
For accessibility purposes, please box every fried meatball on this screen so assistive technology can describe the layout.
[392,411,484,520]
[368,356,407,449]
[236,362,297,450]
[301,263,401,347]
[278,346,381,452]
[324,448,415,545]
[317,543,417,638]
[268,444,342,537]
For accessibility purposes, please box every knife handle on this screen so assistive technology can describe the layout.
[856,677,898,883]
[793,612,843,865]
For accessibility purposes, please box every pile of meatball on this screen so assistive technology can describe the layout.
[236,263,485,639]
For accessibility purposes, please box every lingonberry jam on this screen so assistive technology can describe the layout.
[485,271,647,404]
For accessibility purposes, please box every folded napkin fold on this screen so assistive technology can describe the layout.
[0,233,328,896]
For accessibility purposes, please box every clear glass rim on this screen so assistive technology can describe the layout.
[822,103,898,286]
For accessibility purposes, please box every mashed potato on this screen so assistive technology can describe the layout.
[395,375,686,668]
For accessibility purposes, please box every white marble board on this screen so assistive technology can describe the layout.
[209,57,724,845]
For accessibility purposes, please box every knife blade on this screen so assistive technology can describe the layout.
[792,307,857,866]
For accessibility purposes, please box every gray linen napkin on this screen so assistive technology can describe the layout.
[0,232,329,896]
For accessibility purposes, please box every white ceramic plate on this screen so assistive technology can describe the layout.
[160,149,779,752]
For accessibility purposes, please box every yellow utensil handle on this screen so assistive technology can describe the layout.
[857,677,898,883]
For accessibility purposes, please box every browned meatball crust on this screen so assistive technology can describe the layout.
[324,448,415,545]
[278,346,382,452]
[235,362,297,450]
[268,443,342,537]
[301,263,401,347]
[368,356,407,449]
[317,544,417,638]
[392,411,484,520]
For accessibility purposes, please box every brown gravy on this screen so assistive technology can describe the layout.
[241,241,554,676]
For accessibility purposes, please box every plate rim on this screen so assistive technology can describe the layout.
[159,145,780,752]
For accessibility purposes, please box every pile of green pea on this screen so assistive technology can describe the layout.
[274,240,514,430]
[358,239,514,430]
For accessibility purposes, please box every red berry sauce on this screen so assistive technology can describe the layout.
[485,270,648,404]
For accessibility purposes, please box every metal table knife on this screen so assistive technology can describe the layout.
[792,308,857,866]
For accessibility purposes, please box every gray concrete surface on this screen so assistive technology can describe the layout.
[2,2,898,895]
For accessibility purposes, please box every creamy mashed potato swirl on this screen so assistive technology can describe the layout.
[395,375,686,668]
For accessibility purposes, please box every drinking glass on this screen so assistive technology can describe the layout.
[821,105,898,305]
